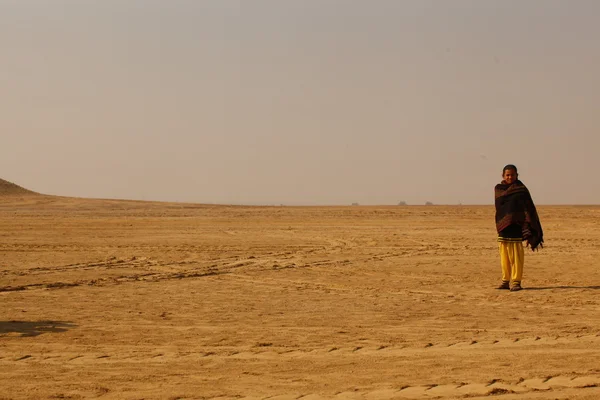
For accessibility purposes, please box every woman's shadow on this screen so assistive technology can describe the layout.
[526,286,600,291]
[0,321,76,337]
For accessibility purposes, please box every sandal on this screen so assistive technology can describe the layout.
[496,281,510,290]
[510,283,523,292]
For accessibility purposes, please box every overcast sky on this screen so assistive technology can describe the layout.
[1,0,599,205]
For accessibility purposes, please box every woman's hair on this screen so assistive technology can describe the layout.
[503,164,518,174]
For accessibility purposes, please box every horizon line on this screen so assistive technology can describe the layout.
[16,194,600,207]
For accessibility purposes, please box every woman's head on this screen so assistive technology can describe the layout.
[502,164,518,184]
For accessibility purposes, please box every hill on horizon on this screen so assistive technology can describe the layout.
[0,178,39,196]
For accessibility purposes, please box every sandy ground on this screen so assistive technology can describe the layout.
[1,196,599,400]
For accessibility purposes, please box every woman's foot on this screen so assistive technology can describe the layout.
[510,282,523,291]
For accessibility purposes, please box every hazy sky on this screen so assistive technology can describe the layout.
[2,1,599,205]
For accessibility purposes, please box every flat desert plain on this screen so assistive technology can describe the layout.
[1,196,600,400]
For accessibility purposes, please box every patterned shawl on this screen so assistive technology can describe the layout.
[495,180,544,251]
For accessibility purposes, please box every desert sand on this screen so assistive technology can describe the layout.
[1,189,600,399]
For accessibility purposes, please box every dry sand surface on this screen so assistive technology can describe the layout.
[1,195,600,399]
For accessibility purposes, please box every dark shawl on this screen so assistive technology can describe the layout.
[495,180,544,251]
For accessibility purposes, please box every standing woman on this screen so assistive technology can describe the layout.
[495,165,544,291]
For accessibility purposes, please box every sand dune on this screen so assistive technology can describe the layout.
[0,178,38,197]
[1,194,599,399]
